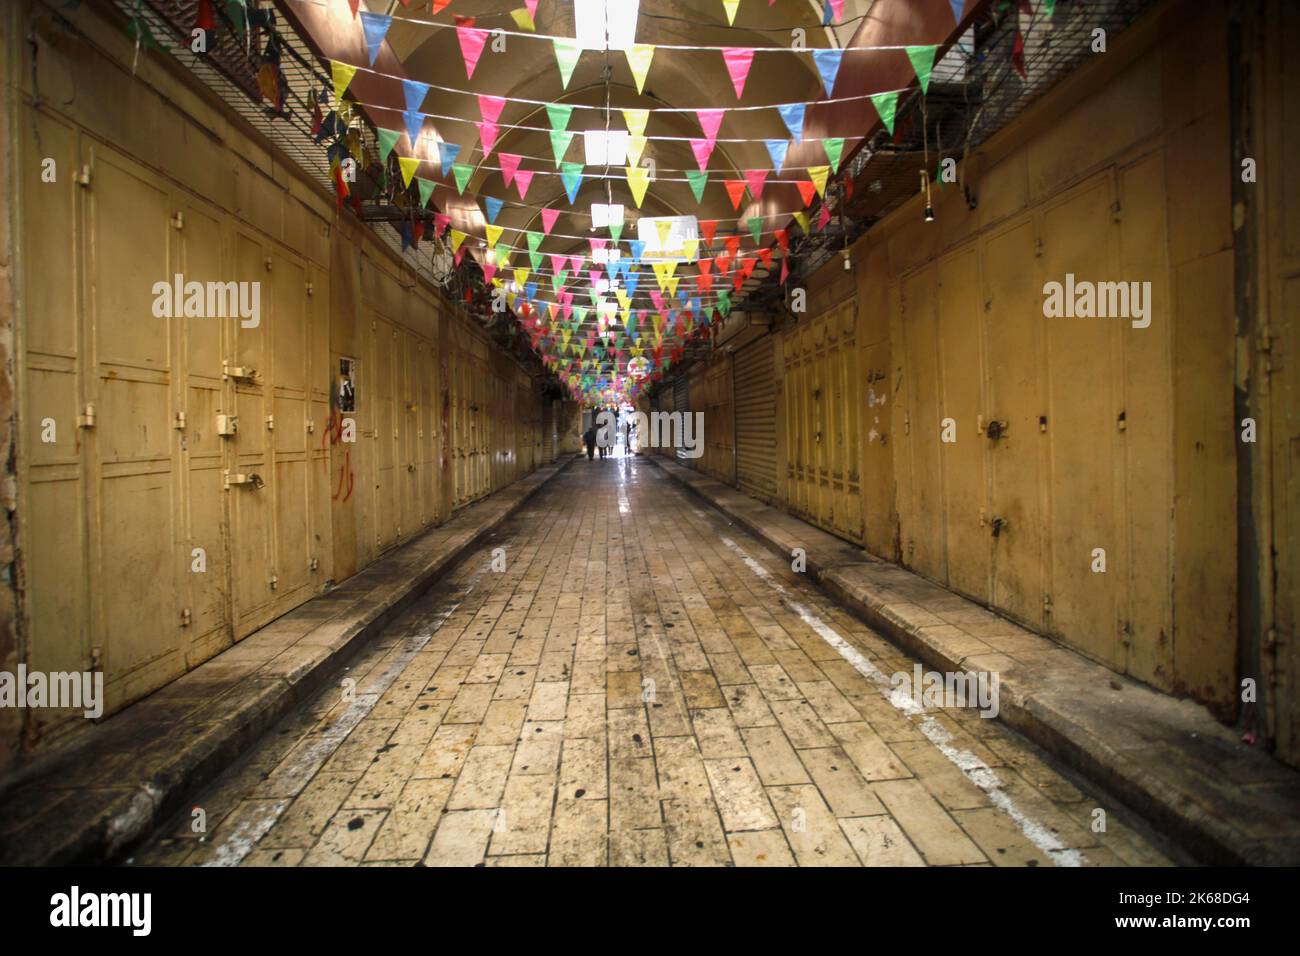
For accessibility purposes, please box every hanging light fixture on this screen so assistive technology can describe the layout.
[921,169,935,222]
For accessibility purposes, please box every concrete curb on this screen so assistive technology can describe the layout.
[644,454,1300,866]
[0,458,576,865]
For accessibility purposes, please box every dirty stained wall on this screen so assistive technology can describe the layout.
[2,0,545,765]
[663,0,1244,728]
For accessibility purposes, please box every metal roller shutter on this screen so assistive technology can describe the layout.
[672,374,691,463]
[734,336,777,500]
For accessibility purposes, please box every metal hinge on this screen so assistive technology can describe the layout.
[77,404,96,428]
[1043,593,1053,614]
[309,557,319,572]
[1111,199,1123,222]
[265,415,275,431]
[180,607,192,627]
[269,573,278,591]
[1257,322,1273,352]
[306,281,314,296]
[75,164,92,187]
[174,411,186,430]
[171,211,184,230]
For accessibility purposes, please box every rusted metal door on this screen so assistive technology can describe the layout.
[982,217,1046,629]
[734,335,777,501]
[935,247,989,601]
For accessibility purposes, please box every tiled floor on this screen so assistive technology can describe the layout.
[131,454,1174,867]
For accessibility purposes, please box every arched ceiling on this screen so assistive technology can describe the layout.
[279,0,979,399]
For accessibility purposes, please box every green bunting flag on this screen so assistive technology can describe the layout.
[550,129,575,166]
[871,91,899,135]
[686,169,709,204]
[823,137,845,172]
[416,177,435,208]
[747,217,763,244]
[377,128,402,163]
[546,103,573,132]
[906,45,938,95]
[553,39,581,89]
[452,162,473,194]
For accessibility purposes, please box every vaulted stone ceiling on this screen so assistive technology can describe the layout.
[280,0,976,398]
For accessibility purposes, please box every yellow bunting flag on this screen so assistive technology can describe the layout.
[626,135,648,167]
[510,8,535,31]
[623,108,649,139]
[655,219,673,248]
[665,275,680,297]
[616,287,631,310]
[626,45,655,95]
[682,238,699,262]
[808,164,830,198]
[792,211,809,234]
[331,61,357,100]
[514,267,530,288]
[397,156,421,187]
[450,229,468,252]
[625,166,651,207]
[485,224,504,247]
[721,0,740,26]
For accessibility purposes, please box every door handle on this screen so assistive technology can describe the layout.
[990,516,1008,537]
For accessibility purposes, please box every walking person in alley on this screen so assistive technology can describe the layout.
[583,419,597,460]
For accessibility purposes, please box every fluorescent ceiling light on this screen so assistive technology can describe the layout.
[574,0,639,51]
[589,202,624,228]
[584,130,629,166]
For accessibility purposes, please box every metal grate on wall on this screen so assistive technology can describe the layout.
[110,0,458,291]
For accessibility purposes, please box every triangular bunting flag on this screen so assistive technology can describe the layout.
[722,48,754,99]
[499,153,521,187]
[561,162,584,203]
[331,61,357,100]
[397,156,421,188]
[685,170,709,204]
[550,129,575,166]
[514,170,535,199]
[625,45,655,94]
[744,168,767,200]
[625,166,650,207]
[452,162,473,194]
[777,102,806,142]
[546,103,573,132]
[724,179,748,211]
[796,179,816,207]
[623,108,649,138]
[477,121,499,157]
[823,138,845,171]
[455,17,489,79]
[402,79,429,113]
[690,138,715,171]
[540,209,561,234]
[359,12,391,66]
[478,94,506,125]
[416,177,435,208]
[485,223,503,247]
[697,109,725,144]
[437,141,461,177]
[377,128,401,162]
[871,91,898,135]
[811,48,844,98]
[808,165,829,197]
[510,8,536,31]
[747,217,763,244]
[721,0,739,25]
[484,196,504,223]
[765,139,789,174]
[553,38,581,88]
[906,45,938,94]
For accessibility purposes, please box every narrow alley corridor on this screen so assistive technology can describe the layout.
[132,457,1171,867]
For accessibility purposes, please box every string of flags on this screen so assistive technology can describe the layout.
[288,0,1054,403]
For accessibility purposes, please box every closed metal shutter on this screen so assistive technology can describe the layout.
[734,336,777,500]
[542,399,556,462]
[672,375,691,463]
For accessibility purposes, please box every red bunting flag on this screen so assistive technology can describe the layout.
[723,180,748,210]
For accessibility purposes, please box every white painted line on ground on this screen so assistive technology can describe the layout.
[719,534,1085,867]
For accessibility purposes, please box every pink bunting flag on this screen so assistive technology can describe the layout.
[541,208,561,234]
[650,290,664,311]
[498,153,521,187]
[817,204,832,230]
[569,254,584,273]
[696,109,725,144]
[478,94,506,125]
[829,0,845,20]
[482,261,497,283]
[722,49,754,99]
[434,213,450,238]
[454,245,466,266]
[590,238,607,255]
[690,138,715,172]
[477,121,499,156]
[514,169,534,199]
[744,168,768,201]
[550,253,568,275]
[455,17,488,80]
[525,0,539,17]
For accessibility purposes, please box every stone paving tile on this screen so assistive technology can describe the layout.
[131,456,1171,867]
